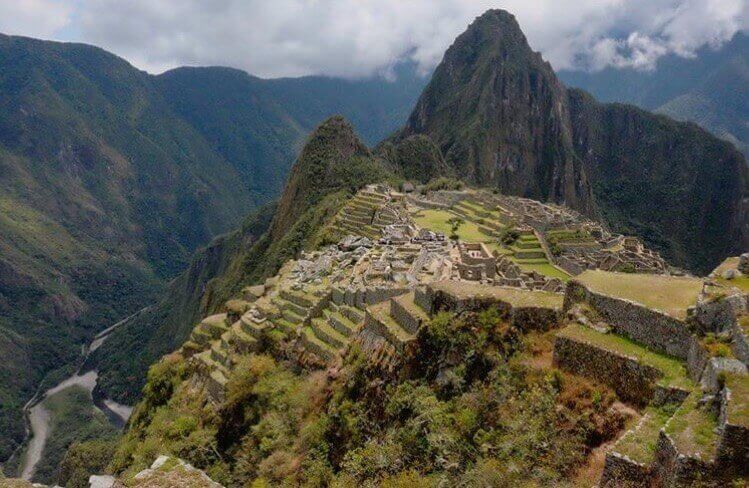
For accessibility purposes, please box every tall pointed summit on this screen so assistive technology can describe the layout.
[395,9,748,272]
[397,9,595,214]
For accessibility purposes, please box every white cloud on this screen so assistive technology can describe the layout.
[0,0,73,39]
[1,0,747,76]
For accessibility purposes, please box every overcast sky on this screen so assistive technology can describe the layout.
[1,0,747,78]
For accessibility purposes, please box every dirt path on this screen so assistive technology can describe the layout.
[19,402,50,480]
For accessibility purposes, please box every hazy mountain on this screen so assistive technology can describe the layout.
[559,33,749,157]
[0,33,423,462]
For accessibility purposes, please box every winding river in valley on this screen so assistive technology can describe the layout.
[17,307,151,480]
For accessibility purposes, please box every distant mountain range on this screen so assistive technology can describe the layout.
[0,33,423,463]
[560,33,749,158]
[2,14,749,473]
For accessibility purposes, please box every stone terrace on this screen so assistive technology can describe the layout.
[178,185,747,485]
[553,267,749,486]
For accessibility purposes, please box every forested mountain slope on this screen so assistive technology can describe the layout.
[0,33,422,463]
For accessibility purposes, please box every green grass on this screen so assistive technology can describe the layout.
[664,390,719,459]
[558,324,692,389]
[725,373,749,426]
[517,263,571,281]
[431,281,564,309]
[613,405,676,464]
[411,209,491,242]
[576,270,702,319]
[712,257,749,292]
[33,386,118,484]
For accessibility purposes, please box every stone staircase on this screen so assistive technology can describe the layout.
[329,189,392,239]
[361,291,429,354]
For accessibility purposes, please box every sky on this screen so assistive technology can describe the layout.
[1,0,747,78]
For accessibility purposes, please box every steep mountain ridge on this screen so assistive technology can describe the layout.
[568,90,749,270]
[93,117,389,404]
[0,33,423,464]
[396,10,595,215]
[394,9,749,273]
[560,33,749,158]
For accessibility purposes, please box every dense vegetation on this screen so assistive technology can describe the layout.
[109,308,624,487]
[377,135,452,184]
[57,438,119,488]
[568,89,749,273]
[95,117,390,403]
[33,386,118,485]
[0,32,422,463]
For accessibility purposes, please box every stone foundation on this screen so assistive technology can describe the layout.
[654,431,716,486]
[419,284,560,331]
[600,453,651,487]
[553,335,664,406]
[564,281,693,359]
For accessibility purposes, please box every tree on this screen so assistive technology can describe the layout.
[447,217,464,240]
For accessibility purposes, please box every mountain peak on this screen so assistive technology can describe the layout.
[270,115,377,238]
[397,8,594,214]
[470,8,522,33]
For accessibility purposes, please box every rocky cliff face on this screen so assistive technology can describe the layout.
[397,9,595,214]
[395,9,749,273]
[568,90,749,272]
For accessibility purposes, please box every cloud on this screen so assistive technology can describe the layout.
[3,0,748,77]
[0,0,73,39]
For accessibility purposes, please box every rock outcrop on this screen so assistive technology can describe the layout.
[396,10,595,215]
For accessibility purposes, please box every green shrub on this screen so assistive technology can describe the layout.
[421,177,464,194]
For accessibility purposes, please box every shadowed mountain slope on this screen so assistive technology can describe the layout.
[393,9,749,273]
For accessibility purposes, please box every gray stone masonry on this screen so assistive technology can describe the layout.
[564,281,694,360]
[553,334,665,406]
[600,452,651,487]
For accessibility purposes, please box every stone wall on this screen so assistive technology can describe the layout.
[716,386,749,472]
[554,255,586,276]
[564,281,693,360]
[414,286,430,312]
[693,292,747,335]
[599,453,650,487]
[336,285,408,308]
[420,284,559,331]
[654,431,715,486]
[729,321,749,365]
[553,335,663,406]
[687,337,710,383]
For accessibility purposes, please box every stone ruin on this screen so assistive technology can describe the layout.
[456,242,495,281]
[178,184,747,486]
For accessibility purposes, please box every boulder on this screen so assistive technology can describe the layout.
[740,253,749,274]
[242,284,265,302]
[723,268,739,280]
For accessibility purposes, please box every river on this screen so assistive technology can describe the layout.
[16,307,151,480]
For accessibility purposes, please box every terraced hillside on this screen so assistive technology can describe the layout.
[103,178,749,487]
[555,270,748,486]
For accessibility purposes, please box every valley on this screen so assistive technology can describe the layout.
[1,6,748,488]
